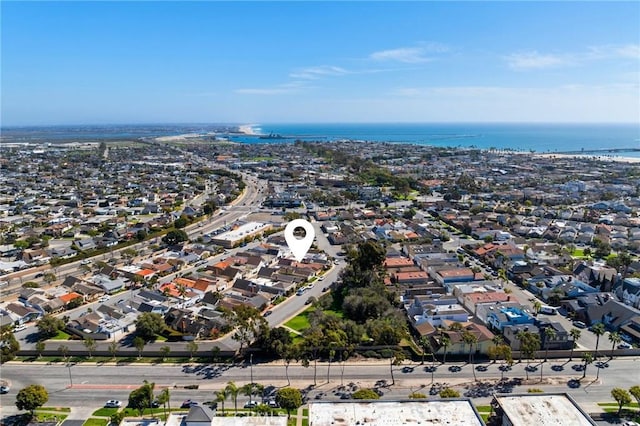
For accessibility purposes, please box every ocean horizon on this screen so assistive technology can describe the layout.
[2,122,639,157]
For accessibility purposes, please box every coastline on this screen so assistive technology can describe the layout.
[534,152,640,164]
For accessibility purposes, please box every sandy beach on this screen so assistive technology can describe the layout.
[238,124,260,135]
[534,152,640,163]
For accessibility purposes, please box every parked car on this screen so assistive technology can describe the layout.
[105,400,122,408]
[13,324,27,332]
[262,310,273,317]
[267,400,279,408]
[98,295,110,302]
[618,342,632,349]
[181,400,198,408]
[573,321,587,329]
[0,386,10,394]
[243,401,258,409]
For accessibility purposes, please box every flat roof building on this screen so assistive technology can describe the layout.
[211,222,273,249]
[492,393,596,426]
[309,400,485,426]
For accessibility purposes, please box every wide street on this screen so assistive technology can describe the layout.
[1,355,638,417]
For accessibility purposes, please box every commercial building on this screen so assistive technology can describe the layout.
[309,400,485,426]
[492,393,596,426]
[210,222,273,249]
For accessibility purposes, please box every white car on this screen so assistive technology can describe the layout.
[105,400,122,408]
[98,295,111,302]
[13,324,27,332]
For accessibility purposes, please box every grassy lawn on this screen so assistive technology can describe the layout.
[83,418,108,426]
[34,412,68,422]
[40,407,71,413]
[599,402,639,408]
[50,330,72,340]
[92,408,119,417]
[284,308,313,332]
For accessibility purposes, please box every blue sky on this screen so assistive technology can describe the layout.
[2,1,639,125]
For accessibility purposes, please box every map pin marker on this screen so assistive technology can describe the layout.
[284,219,315,262]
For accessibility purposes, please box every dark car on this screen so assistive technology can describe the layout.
[263,310,273,317]
[181,400,198,408]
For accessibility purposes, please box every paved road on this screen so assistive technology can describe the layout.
[1,356,637,417]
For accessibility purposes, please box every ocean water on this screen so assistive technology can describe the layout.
[2,123,639,158]
[236,123,640,157]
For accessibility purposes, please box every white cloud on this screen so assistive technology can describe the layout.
[289,65,349,80]
[506,44,640,70]
[370,47,432,63]
[505,51,570,70]
[369,42,449,63]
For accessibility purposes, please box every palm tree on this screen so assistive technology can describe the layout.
[157,388,170,421]
[462,330,478,382]
[569,328,581,361]
[241,383,255,405]
[543,327,557,361]
[390,350,405,386]
[491,335,504,363]
[225,381,239,414]
[215,389,228,416]
[608,331,621,358]
[581,352,594,379]
[532,300,542,316]
[591,323,606,357]
[440,334,451,365]
[419,336,430,365]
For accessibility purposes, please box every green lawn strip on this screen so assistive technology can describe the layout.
[83,418,109,426]
[480,413,490,422]
[475,405,492,412]
[302,408,309,417]
[598,402,639,408]
[34,412,68,422]
[121,407,170,416]
[50,330,72,340]
[92,408,119,417]
[301,419,309,426]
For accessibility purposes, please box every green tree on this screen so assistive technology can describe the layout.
[608,331,622,357]
[134,312,165,340]
[37,314,65,339]
[128,380,155,416]
[462,330,479,381]
[352,389,380,400]
[160,345,171,361]
[42,272,57,285]
[275,387,303,418]
[439,388,461,398]
[108,342,118,360]
[162,229,188,246]
[16,384,48,414]
[0,325,20,363]
[215,389,228,415]
[35,341,46,358]
[84,338,96,359]
[543,327,557,361]
[440,334,451,365]
[611,387,632,416]
[186,341,199,360]
[569,328,581,361]
[581,352,594,379]
[225,381,239,414]
[58,344,69,361]
[517,331,541,380]
[532,300,542,315]
[629,385,640,406]
[156,388,170,421]
[133,336,146,359]
[591,323,606,357]
[390,350,406,386]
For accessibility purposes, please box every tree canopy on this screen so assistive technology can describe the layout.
[162,229,188,246]
[16,384,48,413]
[128,381,155,416]
[275,387,302,418]
[135,312,166,340]
[0,325,20,363]
[37,314,66,339]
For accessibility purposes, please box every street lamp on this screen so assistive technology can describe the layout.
[250,353,254,385]
[67,363,73,388]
